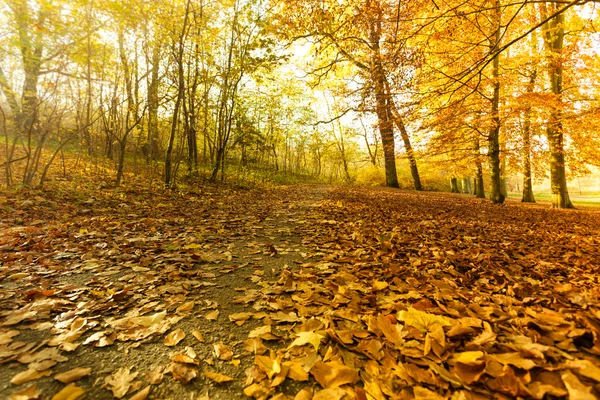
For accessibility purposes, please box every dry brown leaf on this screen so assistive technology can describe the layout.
[489,352,536,370]
[176,301,195,314]
[313,387,346,400]
[413,386,445,400]
[213,342,233,360]
[243,382,273,399]
[205,310,220,321]
[171,363,197,384]
[191,330,205,343]
[294,387,314,400]
[128,385,151,400]
[8,385,40,400]
[29,359,57,372]
[565,359,600,382]
[146,366,165,385]
[11,368,52,385]
[397,307,451,333]
[0,329,20,345]
[172,354,199,365]
[54,367,92,383]
[229,312,254,325]
[284,360,309,381]
[310,361,359,389]
[255,355,281,379]
[243,338,268,355]
[104,367,139,398]
[204,370,235,383]
[164,328,185,346]
[561,369,596,400]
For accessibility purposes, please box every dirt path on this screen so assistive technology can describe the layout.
[0,184,331,399]
[2,184,600,400]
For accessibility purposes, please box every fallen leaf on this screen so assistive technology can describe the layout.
[310,361,359,388]
[255,355,281,379]
[8,385,40,400]
[561,369,596,400]
[50,385,85,400]
[164,328,186,346]
[54,367,92,383]
[397,307,451,333]
[171,363,197,384]
[565,359,600,382]
[172,354,199,365]
[213,342,233,360]
[313,387,346,400]
[294,387,314,400]
[191,330,205,343]
[204,370,235,383]
[11,368,52,385]
[104,367,139,398]
[205,310,220,321]
[288,331,325,351]
[128,385,151,400]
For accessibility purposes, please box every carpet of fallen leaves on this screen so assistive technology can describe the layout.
[1,183,600,400]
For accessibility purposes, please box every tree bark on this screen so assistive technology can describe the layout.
[488,0,505,204]
[368,2,399,188]
[385,81,422,190]
[474,136,485,198]
[541,3,573,208]
[522,68,537,203]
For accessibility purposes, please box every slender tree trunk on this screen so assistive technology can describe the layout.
[541,3,573,208]
[474,136,485,198]
[147,40,160,163]
[385,81,422,190]
[488,0,504,204]
[369,4,399,188]
[522,68,537,203]
[166,0,191,187]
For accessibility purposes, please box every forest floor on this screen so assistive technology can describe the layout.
[1,182,600,400]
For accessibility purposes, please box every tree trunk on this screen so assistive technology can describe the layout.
[386,91,422,190]
[462,177,472,194]
[541,3,573,208]
[487,0,505,204]
[369,5,399,188]
[450,177,459,193]
[474,137,485,198]
[522,68,537,203]
[147,40,160,163]
[166,0,191,188]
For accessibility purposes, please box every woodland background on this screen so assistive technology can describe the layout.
[1,0,600,206]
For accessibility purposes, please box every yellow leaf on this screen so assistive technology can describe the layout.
[413,386,445,400]
[565,359,600,382]
[310,361,359,389]
[490,352,536,370]
[50,385,86,400]
[205,310,220,321]
[453,351,484,365]
[191,330,204,343]
[11,368,52,385]
[204,370,235,383]
[54,367,92,383]
[288,331,325,351]
[255,355,281,379]
[164,328,186,347]
[561,370,596,400]
[128,386,151,400]
[398,307,451,333]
